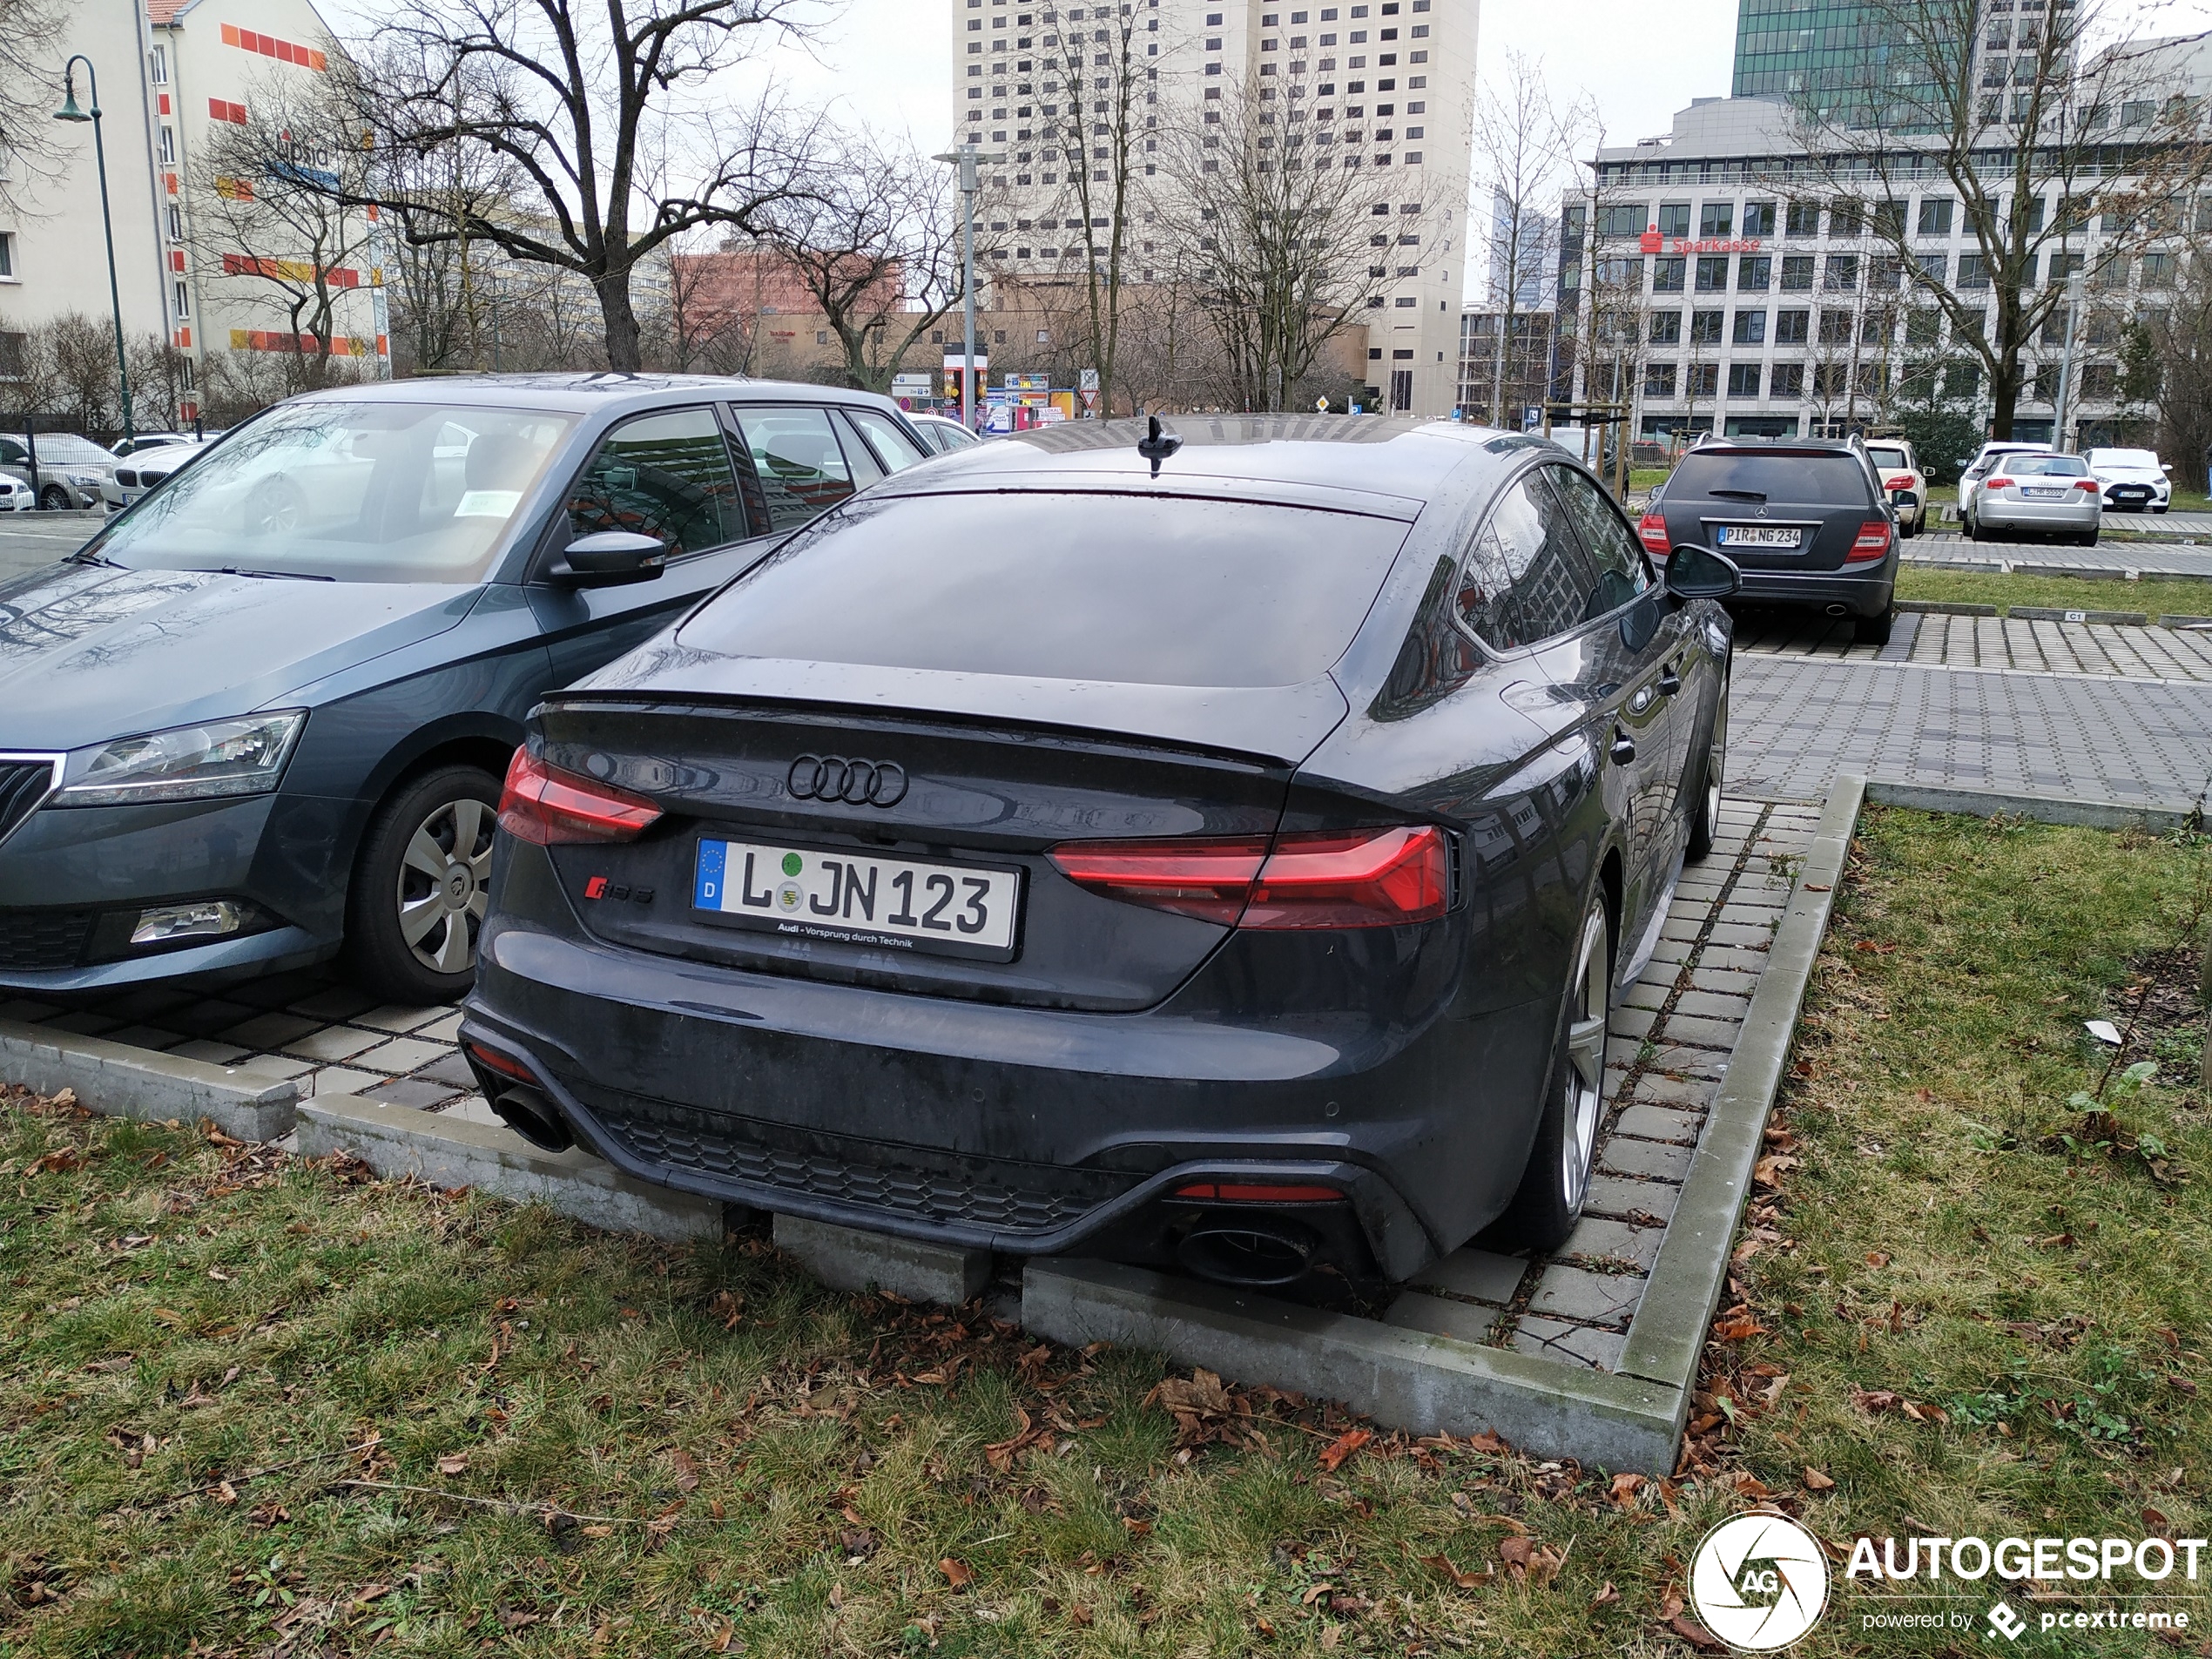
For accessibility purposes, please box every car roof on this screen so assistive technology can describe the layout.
[883,415,1551,508]
[280,372,906,419]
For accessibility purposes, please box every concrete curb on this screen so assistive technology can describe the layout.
[0,1016,298,1142]
[1022,1258,1687,1474]
[1896,600,1999,617]
[1864,780,2200,833]
[295,1094,723,1243]
[1614,776,1865,1404]
[776,1214,991,1304]
[2013,605,2150,625]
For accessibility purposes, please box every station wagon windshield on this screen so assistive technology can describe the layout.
[84,401,577,584]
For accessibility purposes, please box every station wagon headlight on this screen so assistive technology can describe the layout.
[54,711,306,806]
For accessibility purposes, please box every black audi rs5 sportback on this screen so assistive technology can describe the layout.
[459,415,1740,1298]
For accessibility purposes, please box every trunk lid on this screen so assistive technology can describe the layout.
[1662,448,1878,573]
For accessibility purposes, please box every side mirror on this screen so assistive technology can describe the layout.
[548,529,667,588]
[2164,464,2175,474]
[1664,543,1742,603]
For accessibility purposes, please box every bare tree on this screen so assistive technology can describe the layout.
[1036,0,1158,415]
[354,0,829,372]
[192,71,380,388]
[1470,52,1568,425]
[752,127,962,394]
[1158,85,1391,412]
[0,0,66,212]
[1777,0,2212,439]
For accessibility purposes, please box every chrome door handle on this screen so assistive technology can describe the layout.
[1657,662,1683,696]
[1609,726,1636,764]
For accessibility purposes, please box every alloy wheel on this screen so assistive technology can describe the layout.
[395,795,494,975]
[1705,688,1727,833]
[1559,907,1610,1212]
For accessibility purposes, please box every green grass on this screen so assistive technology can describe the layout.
[1629,468,1672,491]
[1897,566,2212,616]
[4,812,2212,1655]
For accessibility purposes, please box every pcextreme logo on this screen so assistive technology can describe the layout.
[1690,1513,1831,1650]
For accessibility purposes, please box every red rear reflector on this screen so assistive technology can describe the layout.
[1049,825,1449,928]
[1845,520,1892,563]
[1636,511,1669,556]
[498,749,663,846]
[1174,1183,1345,1203]
[464,1040,534,1081]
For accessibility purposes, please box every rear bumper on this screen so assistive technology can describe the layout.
[1979,496,2100,530]
[462,916,1549,1281]
[1729,556,1895,617]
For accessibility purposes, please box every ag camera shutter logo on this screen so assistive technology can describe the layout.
[1689,1513,1830,1650]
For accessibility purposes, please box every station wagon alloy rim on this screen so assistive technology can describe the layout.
[398,796,495,974]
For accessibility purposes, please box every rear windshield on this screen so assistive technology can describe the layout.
[1865,446,1910,471]
[678,490,1412,688]
[2006,454,2089,476]
[1669,451,1874,508]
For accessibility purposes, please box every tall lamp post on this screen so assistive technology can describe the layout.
[933,142,1004,431]
[55,56,136,448]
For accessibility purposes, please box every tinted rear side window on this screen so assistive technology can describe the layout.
[1669,452,1874,508]
[678,492,1411,688]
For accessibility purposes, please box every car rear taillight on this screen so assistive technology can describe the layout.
[1844,520,1892,563]
[1636,511,1670,556]
[497,749,663,846]
[1986,476,2014,491]
[1049,825,1450,929]
[1173,1183,1345,1203]
[1884,474,1913,490]
[2074,479,2101,492]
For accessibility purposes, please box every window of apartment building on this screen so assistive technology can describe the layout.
[1916,197,1953,236]
[1779,254,1814,291]
[1915,252,1946,286]
[1651,256,1684,293]
[1732,310,1766,345]
[1689,308,1723,344]
[158,126,175,165]
[1905,307,1941,346]
[1785,200,1820,237]
[1855,361,1885,397]
[1743,200,1776,236]
[1596,203,1642,238]
[1694,254,1728,291]
[1945,361,1981,400]
[1822,253,1858,290]
[1738,254,1770,291]
[1687,362,1718,397]
[1727,362,1761,397]
[1656,202,1690,238]
[2143,251,2177,289]
[1649,311,1682,344]
[1957,253,1991,289]
[1869,255,1904,292]
[1775,308,1809,345]
[0,233,12,279]
[1811,362,1847,400]
[1861,312,1888,346]
[1817,309,1851,345]
[1830,202,1863,238]
[1644,362,1677,397]
[148,45,167,83]
[1872,200,1905,240]
[1699,202,1733,237]
[173,280,189,318]
[1769,361,1804,398]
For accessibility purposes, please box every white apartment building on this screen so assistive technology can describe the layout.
[1564,81,2205,447]
[0,0,383,427]
[946,0,1477,415]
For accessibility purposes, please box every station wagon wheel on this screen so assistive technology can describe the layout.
[345,763,504,1006]
[1494,900,1613,1253]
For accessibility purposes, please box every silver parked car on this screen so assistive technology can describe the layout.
[101,436,219,511]
[1966,451,2101,545]
[0,431,116,509]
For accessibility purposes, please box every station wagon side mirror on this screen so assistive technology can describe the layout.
[1663,543,1741,603]
[2164,464,2175,473]
[548,529,667,588]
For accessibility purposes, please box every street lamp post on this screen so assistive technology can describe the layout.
[55,57,136,448]
[933,143,1004,431]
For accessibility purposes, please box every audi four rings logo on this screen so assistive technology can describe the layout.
[788,754,909,807]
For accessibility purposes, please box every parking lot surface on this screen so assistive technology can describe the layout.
[0,509,102,581]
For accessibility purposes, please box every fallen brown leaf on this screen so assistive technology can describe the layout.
[1418,1553,1494,1590]
[1591,1581,1621,1608]
[1669,1613,1730,1652]
[1804,1467,1836,1491]
[940,1558,974,1590]
[1317,1427,1372,1471]
[671,1448,700,1493]
[436,1453,469,1476]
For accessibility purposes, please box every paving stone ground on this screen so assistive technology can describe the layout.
[1735,610,2212,680]
[1379,799,1821,1372]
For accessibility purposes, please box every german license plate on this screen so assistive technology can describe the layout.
[2023,487,2066,500]
[1716,525,1801,549]
[693,838,1022,960]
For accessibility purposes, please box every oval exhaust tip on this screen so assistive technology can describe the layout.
[1177,1219,1318,1288]
[491,1083,573,1153]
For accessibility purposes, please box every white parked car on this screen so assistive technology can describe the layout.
[2085,447,2173,514]
[907,411,984,455]
[101,435,219,510]
[1865,439,1926,536]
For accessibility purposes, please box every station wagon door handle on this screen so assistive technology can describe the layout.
[1609,726,1636,765]
[1657,661,1683,697]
